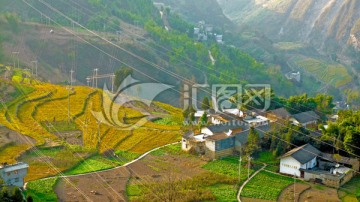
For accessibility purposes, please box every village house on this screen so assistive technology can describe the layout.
[0,162,29,188]
[209,113,239,125]
[266,107,292,123]
[280,144,356,188]
[291,111,320,128]
[182,122,270,159]
[243,114,269,127]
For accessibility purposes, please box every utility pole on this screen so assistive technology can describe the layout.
[70,69,74,87]
[12,52,19,68]
[93,68,99,88]
[293,173,296,202]
[238,143,242,184]
[67,70,74,123]
[111,74,115,93]
[97,120,101,149]
[86,77,91,87]
[31,61,38,76]
[248,156,252,179]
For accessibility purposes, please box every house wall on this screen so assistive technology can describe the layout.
[0,168,28,187]
[303,170,354,188]
[182,138,191,151]
[300,157,317,169]
[205,147,234,159]
[205,140,215,152]
[280,156,301,177]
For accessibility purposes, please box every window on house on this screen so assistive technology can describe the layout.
[14,178,19,182]
[185,144,188,149]
[7,172,10,176]
[14,170,18,174]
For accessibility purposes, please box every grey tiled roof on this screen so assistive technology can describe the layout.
[281,144,322,164]
[293,111,320,124]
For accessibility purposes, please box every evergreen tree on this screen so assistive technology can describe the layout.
[201,97,210,110]
[199,112,208,126]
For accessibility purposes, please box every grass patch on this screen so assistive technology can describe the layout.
[25,177,58,202]
[114,150,140,162]
[150,143,181,156]
[254,151,279,165]
[64,155,122,175]
[41,121,78,132]
[208,184,238,202]
[126,184,142,200]
[241,171,296,201]
[340,175,360,201]
[153,117,179,126]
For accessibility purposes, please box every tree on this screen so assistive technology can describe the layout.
[245,127,260,156]
[0,187,10,202]
[26,195,33,202]
[201,97,210,110]
[114,67,133,89]
[274,141,285,157]
[11,187,23,202]
[199,112,208,126]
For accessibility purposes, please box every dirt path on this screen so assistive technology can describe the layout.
[237,164,267,202]
[298,186,341,202]
[278,183,310,202]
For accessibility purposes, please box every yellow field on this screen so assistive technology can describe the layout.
[0,80,182,179]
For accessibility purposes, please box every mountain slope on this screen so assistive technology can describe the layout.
[217,0,360,52]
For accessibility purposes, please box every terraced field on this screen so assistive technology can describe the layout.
[291,57,353,88]
[0,78,182,180]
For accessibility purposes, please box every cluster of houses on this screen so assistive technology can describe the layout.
[193,20,223,44]
[182,106,358,188]
[183,107,321,159]
[0,162,29,188]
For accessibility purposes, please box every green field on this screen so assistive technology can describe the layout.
[64,155,122,175]
[339,175,360,202]
[208,184,238,202]
[293,57,352,88]
[25,178,59,202]
[241,171,296,201]
[202,156,260,182]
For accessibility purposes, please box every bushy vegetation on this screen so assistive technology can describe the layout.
[25,178,58,202]
[321,110,360,156]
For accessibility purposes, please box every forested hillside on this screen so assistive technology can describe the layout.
[0,0,302,103]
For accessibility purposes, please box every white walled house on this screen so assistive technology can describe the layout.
[280,144,321,177]
[0,162,29,187]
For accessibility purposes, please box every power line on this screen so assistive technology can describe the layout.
[35,0,360,156]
